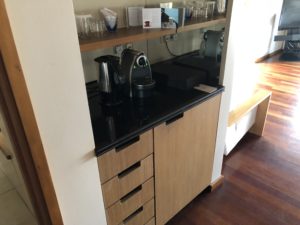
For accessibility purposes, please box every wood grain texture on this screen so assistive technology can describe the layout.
[119,199,154,225]
[228,89,271,127]
[210,175,224,192]
[102,154,153,208]
[98,130,153,184]
[106,178,154,225]
[248,94,271,136]
[144,217,155,225]
[79,16,226,52]
[255,49,282,63]
[0,1,63,224]
[166,56,300,225]
[154,94,221,225]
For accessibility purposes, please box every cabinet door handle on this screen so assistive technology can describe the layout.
[116,136,140,152]
[122,206,144,224]
[118,161,141,178]
[120,185,142,203]
[166,112,184,125]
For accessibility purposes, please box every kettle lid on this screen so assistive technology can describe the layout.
[94,55,119,63]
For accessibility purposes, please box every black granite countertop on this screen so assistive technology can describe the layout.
[87,82,224,156]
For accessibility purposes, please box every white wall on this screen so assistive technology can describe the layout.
[229,0,283,110]
[211,0,234,182]
[212,0,284,179]
[4,0,107,225]
[225,0,284,154]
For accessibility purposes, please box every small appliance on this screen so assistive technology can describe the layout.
[120,49,155,98]
[94,55,123,106]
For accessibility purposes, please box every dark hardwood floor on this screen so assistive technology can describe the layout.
[167,55,300,225]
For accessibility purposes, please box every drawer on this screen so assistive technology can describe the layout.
[118,199,154,225]
[102,154,153,208]
[106,178,154,225]
[98,130,153,183]
[145,217,155,225]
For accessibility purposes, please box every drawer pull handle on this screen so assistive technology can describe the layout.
[116,136,140,152]
[118,161,141,178]
[166,112,184,125]
[123,206,143,224]
[120,185,142,203]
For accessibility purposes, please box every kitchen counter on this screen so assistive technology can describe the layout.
[87,82,224,156]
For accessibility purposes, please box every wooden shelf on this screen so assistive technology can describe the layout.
[79,15,226,52]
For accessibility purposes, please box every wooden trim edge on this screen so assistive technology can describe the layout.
[255,49,283,63]
[210,175,224,192]
[228,89,272,127]
[0,1,63,224]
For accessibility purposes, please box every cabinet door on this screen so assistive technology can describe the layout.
[154,94,221,225]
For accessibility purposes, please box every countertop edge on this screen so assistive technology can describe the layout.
[95,87,224,157]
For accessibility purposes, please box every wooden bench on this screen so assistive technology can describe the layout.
[228,89,272,136]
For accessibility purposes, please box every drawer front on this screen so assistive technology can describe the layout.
[106,178,154,225]
[145,217,155,225]
[102,155,153,208]
[118,199,154,225]
[98,130,153,183]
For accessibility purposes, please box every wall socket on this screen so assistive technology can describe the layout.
[164,34,177,42]
[114,43,133,55]
[114,45,124,55]
[170,34,178,41]
[126,43,133,49]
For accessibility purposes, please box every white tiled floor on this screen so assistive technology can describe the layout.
[0,169,37,225]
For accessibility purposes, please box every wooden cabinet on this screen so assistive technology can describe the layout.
[98,130,153,184]
[97,130,155,225]
[97,94,222,225]
[154,94,221,225]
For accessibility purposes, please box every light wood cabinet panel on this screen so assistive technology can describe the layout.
[102,154,153,208]
[144,217,155,225]
[154,94,221,225]
[98,130,153,183]
[106,178,154,225]
[118,199,154,225]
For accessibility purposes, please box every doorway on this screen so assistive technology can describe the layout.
[0,112,38,225]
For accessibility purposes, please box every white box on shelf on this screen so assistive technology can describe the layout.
[142,8,161,29]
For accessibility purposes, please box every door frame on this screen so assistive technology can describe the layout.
[0,0,63,224]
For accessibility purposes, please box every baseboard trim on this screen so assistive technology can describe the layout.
[210,175,224,192]
[255,49,282,63]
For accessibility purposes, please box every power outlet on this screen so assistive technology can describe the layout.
[164,35,171,42]
[170,34,178,41]
[114,45,124,55]
[126,43,133,49]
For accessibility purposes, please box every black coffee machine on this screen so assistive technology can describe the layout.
[94,55,123,106]
[120,49,155,98]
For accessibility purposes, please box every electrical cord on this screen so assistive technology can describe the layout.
[164,37,181,57]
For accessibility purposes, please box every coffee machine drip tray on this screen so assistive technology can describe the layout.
[133,79,156,98]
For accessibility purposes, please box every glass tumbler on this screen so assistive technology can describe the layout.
[217,0,226,14]
[76,14,92,39]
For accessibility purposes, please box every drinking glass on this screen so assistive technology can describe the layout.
[76,14,92,39]
[217,0,226,14]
